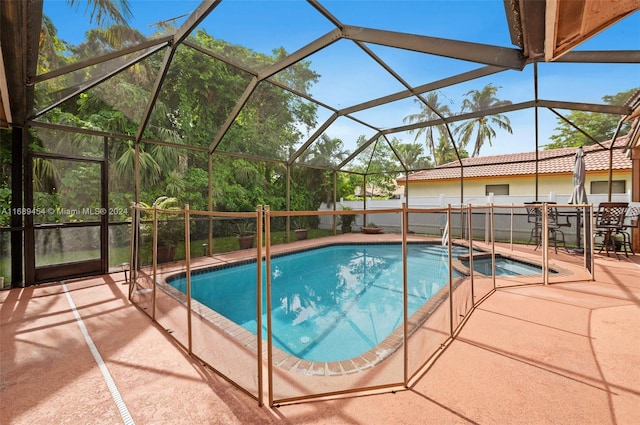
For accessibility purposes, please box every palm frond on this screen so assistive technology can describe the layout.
[68,0,133,26]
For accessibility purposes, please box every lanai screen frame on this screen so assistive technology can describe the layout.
[1,0,639,287]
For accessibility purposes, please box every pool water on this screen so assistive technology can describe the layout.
[463,255,552,276]
[168,243,469,362]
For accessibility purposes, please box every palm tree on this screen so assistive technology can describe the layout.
[298,134,350,206]
[304,133,349,167]
[455,84,513,157]
[38,1,133,73]
[394,142,431,170]
[67,0,132,27]
[403,92,451,165]
[433,134,468,165]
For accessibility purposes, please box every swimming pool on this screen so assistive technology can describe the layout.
[168,243,469,362]
[460,254,553,276]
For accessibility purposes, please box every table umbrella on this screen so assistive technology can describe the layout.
[568,146,587,205]
[568,146,587,249]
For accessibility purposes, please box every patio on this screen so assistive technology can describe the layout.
[1,3,638,422]
[2,246,639,425]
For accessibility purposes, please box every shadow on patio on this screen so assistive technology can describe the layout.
[1,249,639,424]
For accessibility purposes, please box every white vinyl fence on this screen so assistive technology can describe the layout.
[319,191,634,238]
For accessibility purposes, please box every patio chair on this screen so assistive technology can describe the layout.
[594,202,630,259]
[547,206,568,253]
[526,203,567,254]
[525,203,542,247]
[625,206,640,256]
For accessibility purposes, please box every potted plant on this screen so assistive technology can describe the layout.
[612,233,624,252]
[362,222,383,234]
[140,196,181,263]
[293,217,308,241]
[338,207,356,233]
[235,220,256,250]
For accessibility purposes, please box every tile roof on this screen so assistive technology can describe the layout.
[402,137,632,183]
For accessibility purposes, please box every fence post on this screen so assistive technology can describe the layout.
[467,204,475,305]
[490,205,496,290]
[510,203,514,251]
[256,205,264,407]
[447,205,453,337]
[542,204,549,285]
[128,203,138,300]
[265,205,274,407]
[185,204,192,354]
[402,202,408,385]
[152,205,158,321]
[589,205,596,281]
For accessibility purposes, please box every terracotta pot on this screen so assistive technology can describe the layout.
[294,229,308,240]
[157,246,176,263]
[362,227,383,234]
[237,235,254,250]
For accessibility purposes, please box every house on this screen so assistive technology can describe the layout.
[397,137,632,202]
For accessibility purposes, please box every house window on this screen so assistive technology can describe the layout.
[485,184,509,195]
[590,180,626,194]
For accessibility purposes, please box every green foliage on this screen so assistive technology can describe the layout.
[36,19,323,214]
[139,196,182,247]
[434,133,469,165]
[108,192,133,222]
[349,136,398,198]
[301,134,349,167]
[0,131,11,227]
[454,84,513,157]
[180,168,209,211]
[338,207,356,232]
[546,88,636,149]
[39,13,633,225]
[66,0,133,27]
[336,173,357,202]
[292,216,307,229]
[33,9,639,227]
[234,220,255,236]
[0,187,10,226]
[289,134,352,208]
[404,92,452,166]
[393,140,433,170]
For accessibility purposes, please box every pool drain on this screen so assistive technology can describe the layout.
[300,336,311,344]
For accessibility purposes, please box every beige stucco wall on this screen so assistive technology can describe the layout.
[405,170,632,197]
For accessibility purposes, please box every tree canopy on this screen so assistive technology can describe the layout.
[455,84,513,157]
[403,92,451,166]
[545,88,636,149]
[404,84,512,163]
[0,12,636,231]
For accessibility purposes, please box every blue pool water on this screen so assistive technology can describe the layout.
[463,255,552,276]
[168,243,469,362]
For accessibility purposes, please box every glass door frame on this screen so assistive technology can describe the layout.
[24,143,108,284]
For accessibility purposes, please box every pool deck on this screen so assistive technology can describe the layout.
[2,235,640,424]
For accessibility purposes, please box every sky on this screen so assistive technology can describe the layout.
[43,0,640,158]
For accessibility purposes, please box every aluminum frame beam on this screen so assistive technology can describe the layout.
[342,26,527,70]
[555,50,640,63]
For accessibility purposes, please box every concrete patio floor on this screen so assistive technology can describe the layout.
[2,243,639,424]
